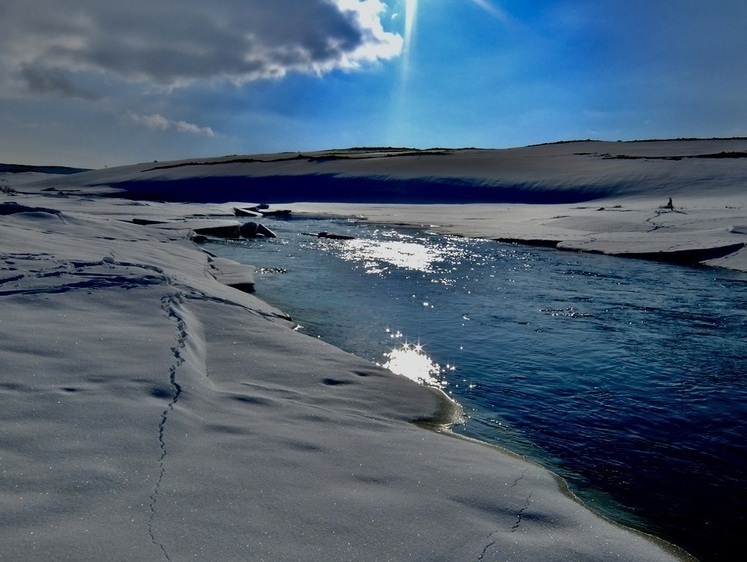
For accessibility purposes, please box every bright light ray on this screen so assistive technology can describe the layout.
[392,0,510,142]
[405,0,418,40]
[402,0,418,78]
[470,0,512,23]
[401,0,509,80]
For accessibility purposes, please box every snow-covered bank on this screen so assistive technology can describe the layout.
[19,139,747,204]
[16,139,747,271]
[284,196,747,272]
[0,199,691,557]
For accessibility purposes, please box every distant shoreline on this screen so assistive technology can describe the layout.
[9,138,746,272]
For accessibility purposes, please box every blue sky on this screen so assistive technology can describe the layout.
[1,0,746,168]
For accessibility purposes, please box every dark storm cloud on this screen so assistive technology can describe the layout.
[0,0,401,93]
[20,65,98,99]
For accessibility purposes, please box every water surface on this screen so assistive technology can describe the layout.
[207,216,747,561]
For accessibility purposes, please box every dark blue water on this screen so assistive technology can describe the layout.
[206,216,747,561]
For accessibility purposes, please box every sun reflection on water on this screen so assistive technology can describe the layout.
[380,340,447,388]
[333,230,466,275]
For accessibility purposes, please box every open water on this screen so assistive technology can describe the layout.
[206,215,747,561]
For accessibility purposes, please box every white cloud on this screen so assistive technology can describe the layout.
[0,0,402,96]
[129,113,169,131]
[129,112,215,137]
[333,0,403,67]
[174,120,215,137]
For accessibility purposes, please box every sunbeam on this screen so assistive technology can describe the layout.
[470,0,512,23]
[391,0,510,145]
[403,0,509,72]
[405,0,418,39]
[402,0,419,78]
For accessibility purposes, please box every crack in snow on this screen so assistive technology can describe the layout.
[511,491,533,533]
[478,469,531,560]
[645,208,687,232]
[0,258,169,296]
[147,293,186,561]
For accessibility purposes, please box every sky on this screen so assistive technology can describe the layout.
[1,0,746,168]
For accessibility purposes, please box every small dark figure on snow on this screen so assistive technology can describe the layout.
[665,197,674,210]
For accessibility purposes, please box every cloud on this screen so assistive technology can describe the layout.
[19,64,98,99]
[0,0,402,95]
[174,120,215,137]
[129,112,215,137]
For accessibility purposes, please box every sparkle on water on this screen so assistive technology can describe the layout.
[379,326,448,387]
[332,229,465,274]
